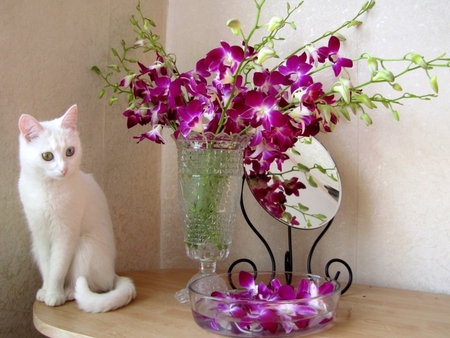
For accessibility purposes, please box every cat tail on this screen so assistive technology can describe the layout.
[74,275,137,313]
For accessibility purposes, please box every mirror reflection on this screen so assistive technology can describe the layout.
[245,137,341,229]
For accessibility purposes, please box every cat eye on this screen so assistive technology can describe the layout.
[66,147,75,157]
[42,152,54,161]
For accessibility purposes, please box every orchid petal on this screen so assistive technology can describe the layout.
[238,271,255,290]
[278,285,296,300]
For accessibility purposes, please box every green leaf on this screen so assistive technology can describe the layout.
[98,89,105,99]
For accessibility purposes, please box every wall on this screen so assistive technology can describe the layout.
[0,0,166,337]
[161,0,450,295]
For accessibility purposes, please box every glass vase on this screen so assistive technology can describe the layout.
[173,132,250,304]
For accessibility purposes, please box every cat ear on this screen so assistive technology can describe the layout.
[18,114,44,142]
[61,104,78,131]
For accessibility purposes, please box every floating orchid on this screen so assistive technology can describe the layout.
[206,271,338,334]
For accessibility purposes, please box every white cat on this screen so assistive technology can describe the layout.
[18,104,136,313]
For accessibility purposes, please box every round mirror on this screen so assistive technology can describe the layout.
[245,137,341,229]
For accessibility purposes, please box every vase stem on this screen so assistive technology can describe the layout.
[200,261,216,275]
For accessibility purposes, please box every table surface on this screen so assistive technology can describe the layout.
[33,269,450,338]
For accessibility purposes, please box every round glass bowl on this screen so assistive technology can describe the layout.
[188,271,341,337]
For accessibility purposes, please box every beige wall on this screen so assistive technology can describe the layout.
[1,0,449,337]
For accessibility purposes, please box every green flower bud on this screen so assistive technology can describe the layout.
[307,175,318,188]
[392,110,400,121]
[339,106,351,121]
[298,203,309,212]
[360,112,373,126]
[91,66,101,75]
[297,162,310,173]
[134,39,145,47]
[430,75,439,94]
[109,97,119,106]
[226,19,241,35]
[107,64,120,72]
[332,79,351,104]
[367,56,378,74]
[257,47,278,64]
[354,93,377,109]
[392,83,403,91]
[267,16,283,31]
[411,53,428,69]
[130,16,138,26]
[372,69,395,82]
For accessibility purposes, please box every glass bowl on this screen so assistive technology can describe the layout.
[188,271,341,337]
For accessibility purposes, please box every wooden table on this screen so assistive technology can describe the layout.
[33,269,450,337]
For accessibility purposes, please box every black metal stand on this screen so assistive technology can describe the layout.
[228,176,353,294]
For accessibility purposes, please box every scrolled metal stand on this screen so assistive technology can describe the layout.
[228,176,353,294]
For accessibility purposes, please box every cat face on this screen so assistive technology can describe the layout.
[18,105,82,180]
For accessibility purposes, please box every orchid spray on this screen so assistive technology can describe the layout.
[93,0,450,228]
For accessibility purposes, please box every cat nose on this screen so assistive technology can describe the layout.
[60,167,68,176]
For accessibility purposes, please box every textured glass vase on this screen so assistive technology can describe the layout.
[174,132,250,304]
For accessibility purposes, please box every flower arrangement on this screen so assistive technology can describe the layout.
[189,271,340,335]
[93,0,450,227]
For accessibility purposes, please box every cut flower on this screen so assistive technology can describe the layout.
[93,0,450,227]
[206,271,339,334]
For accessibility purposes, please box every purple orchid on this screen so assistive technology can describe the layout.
[279,53,314,92]
[317,36,354,76]
[204,271,338,335]
[101,4,366,229]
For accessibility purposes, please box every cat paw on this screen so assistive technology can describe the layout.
[44,291,66,307]
[36,289,46,302]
